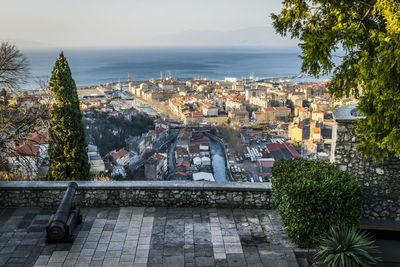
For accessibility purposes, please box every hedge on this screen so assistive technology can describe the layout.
[271,158,362,248]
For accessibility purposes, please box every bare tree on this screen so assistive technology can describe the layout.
[0,42,50,180]
[0,42,29,89]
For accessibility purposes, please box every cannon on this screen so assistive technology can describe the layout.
[46,182,82,242]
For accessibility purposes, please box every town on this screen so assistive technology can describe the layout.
[6,74,356,183]
[2,0,399,264]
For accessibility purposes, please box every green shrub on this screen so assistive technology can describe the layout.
[271,158,362,248]
[313,226,380,267]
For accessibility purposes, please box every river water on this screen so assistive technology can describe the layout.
[210,139,227,182]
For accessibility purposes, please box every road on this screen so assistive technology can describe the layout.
[167,141,176,173]
[129,158,147,171]
[219,131,262,183]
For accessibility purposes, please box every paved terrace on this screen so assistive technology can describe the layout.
[0,207,299,267]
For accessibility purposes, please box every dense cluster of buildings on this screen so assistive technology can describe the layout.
[128,76,339,160]
[103,120,170,178]
[4,86,172,179]
[6,132,49,177]
[144,153,168,181]
[128,77,349,182]
[4,76,355,182]
[74,84,172,178]
[144,128,216,182]
[171,129,213,180]
[127,77,331,129]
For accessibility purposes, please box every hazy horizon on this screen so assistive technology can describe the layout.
[1,0,298,49]
[21,46,309,89]
[16,43,301,52]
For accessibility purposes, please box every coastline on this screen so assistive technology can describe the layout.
[20,47,315,90]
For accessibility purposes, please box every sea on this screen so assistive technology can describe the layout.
[20,46,329,89]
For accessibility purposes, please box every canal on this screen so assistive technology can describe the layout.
[210,139,227,182]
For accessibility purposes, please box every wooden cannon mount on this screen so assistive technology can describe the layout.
[46,182,82,243]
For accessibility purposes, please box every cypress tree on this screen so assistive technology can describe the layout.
[47,52,90,180]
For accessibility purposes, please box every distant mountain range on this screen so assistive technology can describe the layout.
[0,39,54,49]
[154,27,299,48]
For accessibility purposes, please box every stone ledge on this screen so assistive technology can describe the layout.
[0,180,272,191]
[333,104,365,122]
[0,181,273,209]
[360,219,400,231]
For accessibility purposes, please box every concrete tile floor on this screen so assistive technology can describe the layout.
[0,207,298,267]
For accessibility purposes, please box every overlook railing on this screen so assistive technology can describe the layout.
[0,181,272,209]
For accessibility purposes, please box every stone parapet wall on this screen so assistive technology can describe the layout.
[332,119,400,221]
[0,181,273,209]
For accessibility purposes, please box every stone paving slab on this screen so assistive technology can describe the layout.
[0,207,297,267]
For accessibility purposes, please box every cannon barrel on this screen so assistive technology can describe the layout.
[47,182,78,241]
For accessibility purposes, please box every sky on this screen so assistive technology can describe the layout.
[0,0,297,48]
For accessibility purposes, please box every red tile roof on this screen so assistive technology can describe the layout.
[260,160,275,167]
[191,137,209,144]
[229,110,248,114]
[176,161,190,168]
[147,153,166,164]
[9,144,39,157]
[188,145,200,154]
[176,147,188,155]
[169,171,188,178]
[111,149,129,161]
[149,153,166,161]
[263,108,275,112]
[26,132,49,145]
[191,132,204,138]
[290,92,305,95]
[266,142,301,159]
[296,107,306,112]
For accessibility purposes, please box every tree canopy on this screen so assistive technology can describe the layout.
[272,0,400,161]
[0,42,29,89]
[83,110,154,156]
[47,53,90,180]
[0,42,49,180]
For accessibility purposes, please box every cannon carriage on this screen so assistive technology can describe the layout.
[46,182,82,242]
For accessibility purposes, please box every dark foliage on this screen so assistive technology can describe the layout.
[47,53,90,180]
[272,158,362,248]
[314,226,380,266]
[272,0,400,161]
[83,110,154,156]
